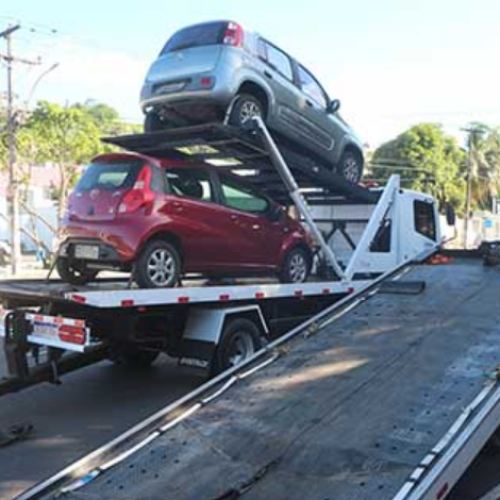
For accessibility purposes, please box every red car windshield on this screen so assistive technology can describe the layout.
[75,161,143,192]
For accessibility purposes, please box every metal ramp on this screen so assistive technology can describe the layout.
[30,258,500,500]
[102,123,378,205]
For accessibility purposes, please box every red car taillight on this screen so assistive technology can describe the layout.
[223,22,244,47]
[118,166,155,214]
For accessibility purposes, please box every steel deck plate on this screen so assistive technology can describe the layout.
[45,259,500,500]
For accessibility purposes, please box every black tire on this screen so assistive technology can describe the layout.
[144,111,164,133]
[279,246,311,284]
[109,344,160,369]
[338,149,364,184]
[212,318,263,375]
[135,240,181,289]
[56,257,98,286]
[228,94,265,127]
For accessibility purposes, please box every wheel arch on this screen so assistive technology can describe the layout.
[278,240,314,269]
[137,230,185,270]
[235,80,272,116]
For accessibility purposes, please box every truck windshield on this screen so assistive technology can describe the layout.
[75,161,142,192]
[161,22,226,54]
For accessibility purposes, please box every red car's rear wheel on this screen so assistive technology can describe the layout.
[135,240,181,289]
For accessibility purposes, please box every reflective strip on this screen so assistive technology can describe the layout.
[219,294,230,301]
[121,300,135,307]
[322,288,331,294]
[294,290,303,297]
[72,294,87,303]
[255,292,265,299]
[178,297,189,303]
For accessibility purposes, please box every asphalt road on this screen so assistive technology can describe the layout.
[0,352,203,500]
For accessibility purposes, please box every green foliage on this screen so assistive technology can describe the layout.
[466,122,500,210]
[372,124,467,213]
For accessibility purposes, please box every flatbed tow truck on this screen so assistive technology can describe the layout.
[3,120,497,500]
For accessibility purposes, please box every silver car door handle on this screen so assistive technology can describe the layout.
[264,70,273,80]
[306,99,314,107]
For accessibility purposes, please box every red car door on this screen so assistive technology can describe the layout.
[160,168,243,272]
[217,174,283,269]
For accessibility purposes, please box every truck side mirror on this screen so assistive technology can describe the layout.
[445,203,456,226]
[327,99,341,114]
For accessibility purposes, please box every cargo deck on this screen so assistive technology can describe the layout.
[33,257,500,500]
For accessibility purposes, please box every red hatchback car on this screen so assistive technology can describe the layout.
[57,152,313,288]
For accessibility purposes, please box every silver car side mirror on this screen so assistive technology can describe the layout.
[327,99,341,114]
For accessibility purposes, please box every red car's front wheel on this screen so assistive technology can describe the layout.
[279,247,311,284]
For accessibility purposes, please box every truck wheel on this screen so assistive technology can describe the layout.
[279,247,311,284]
[56,257,98,286]
[228,94,264,127]
[109,344,160,369]
[144,112,164,132]
[338,150,364,184]
[212,318,263,375]
[135,240,181,289]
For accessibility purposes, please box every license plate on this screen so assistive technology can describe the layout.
[74,245,99,260]
[155,82,186,95]
[32,321,58,339]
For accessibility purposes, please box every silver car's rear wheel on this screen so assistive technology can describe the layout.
[229,94,265,127]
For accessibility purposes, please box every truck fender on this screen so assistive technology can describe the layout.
[179,305,268,370]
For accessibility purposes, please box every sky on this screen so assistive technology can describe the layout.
[1,0,500,147]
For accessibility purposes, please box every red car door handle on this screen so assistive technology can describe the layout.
[172,201,183,211]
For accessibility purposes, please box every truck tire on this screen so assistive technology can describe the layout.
[212,317,263,375]
[228,94,264,127]
[135,240,181,289]
[279,247,311,283]
[109,344,160,369]
[56,257,98,286]
[338,149,364,184]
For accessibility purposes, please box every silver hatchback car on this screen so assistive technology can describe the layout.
[140,20,365,183]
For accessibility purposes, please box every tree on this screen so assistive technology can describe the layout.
[467,123,500,210]
[23,101,102,222]
[371,124,467,213]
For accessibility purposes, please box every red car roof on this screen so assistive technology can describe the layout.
[91,151,195,168]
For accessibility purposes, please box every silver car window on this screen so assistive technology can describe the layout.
[298,65,328,109]
[264,42,293,82]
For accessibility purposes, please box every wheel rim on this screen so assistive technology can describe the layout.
[147,249,176,286]
[239,100,262,124]
[226,331,256,367]
[289,253,307,283]
[342,156,360,183]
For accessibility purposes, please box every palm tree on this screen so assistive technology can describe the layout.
[468,123,500,210]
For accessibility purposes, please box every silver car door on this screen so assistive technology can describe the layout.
[257,39,304,142]
[296,64,342,157]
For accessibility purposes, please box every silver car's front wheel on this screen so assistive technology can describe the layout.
[229,94,265,127]
[339,150,364,184]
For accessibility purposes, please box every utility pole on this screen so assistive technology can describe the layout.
[0,25,40,275]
